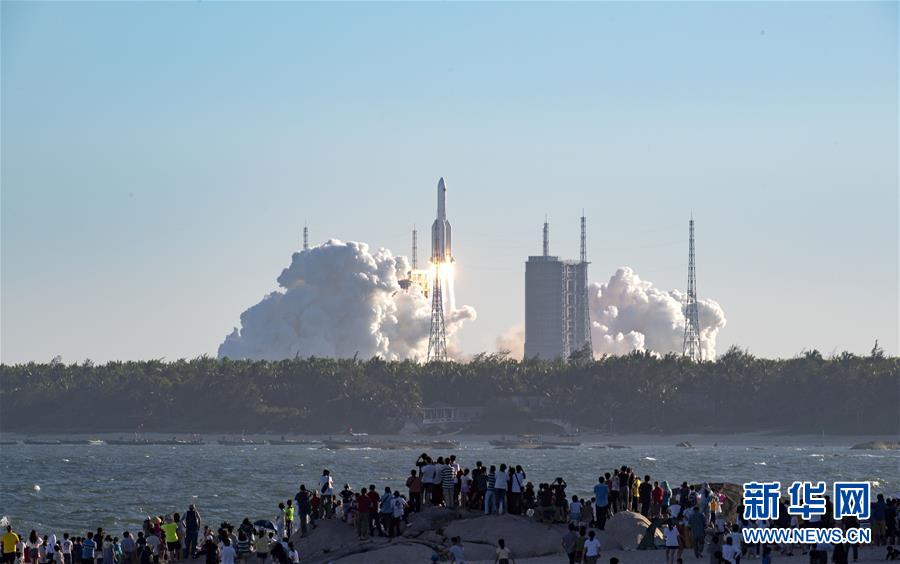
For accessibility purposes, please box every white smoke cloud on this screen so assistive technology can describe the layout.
[495,266,726,359]
[589,267,726,359]
[495,325,525,359]
[219,239,476,361]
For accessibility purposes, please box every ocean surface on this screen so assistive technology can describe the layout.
[1,435,897,534]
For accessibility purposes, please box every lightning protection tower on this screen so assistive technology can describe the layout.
[682,216,702,361]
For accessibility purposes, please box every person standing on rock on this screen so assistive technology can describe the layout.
[689,506,707,558]
[441,462,456,509]
[448,537,465,564]
[510,466,526,515]
[484,466,497,515]
[610,470,620,515]
[406,470,423,513]
[581,530,600,564]
[640,476,653,517]
[432,457,446,507]
[562,523,578,564]
[355,488,370,539]
[390,491,404,538]
[494,538,514,564]
[494,464,509,515]
[318,470,334,519]
[420,457,435,506]
[593,477,609,530]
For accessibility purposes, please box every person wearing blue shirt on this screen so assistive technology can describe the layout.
[593,477,610,530]
[81,533,96,564]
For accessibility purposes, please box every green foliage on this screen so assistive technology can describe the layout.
[1,350,897,434]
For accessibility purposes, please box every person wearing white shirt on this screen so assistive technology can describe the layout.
[722,537,740,564]
[61,534,72,564]
[220,539,236,564]
[421,461,436,505]
[664,523,681,564]
[287,543,299,564]
[569,497,583,524]
[319,469,334,518]
[582,530,601,563]
[669,503,682,520]
[510,466,527,515]
[493,464,509,515]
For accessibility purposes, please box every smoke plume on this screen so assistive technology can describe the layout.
[219,239,476,361]
[496,266,726,359]
[590,267,726,358]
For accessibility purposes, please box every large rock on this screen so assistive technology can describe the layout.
[851,440,900,450]
[402,506,465,537]
[442,514,568,558]
[292,518,360,562]
[605,511,663,550]
[323,542,436,563]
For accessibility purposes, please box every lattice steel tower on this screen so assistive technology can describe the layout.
[682,216,702,361]
[302,224,309,251]
[427,178,451,362]
[411,226,418,270]
[427,279,448,362]
[579,213,593,356]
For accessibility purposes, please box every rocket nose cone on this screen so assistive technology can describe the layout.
[438,177,445,190]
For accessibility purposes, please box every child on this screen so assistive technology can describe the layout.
[569,496,583,526]
[448,537,465,563]
[283,501,294,538]
[286,543,298,564]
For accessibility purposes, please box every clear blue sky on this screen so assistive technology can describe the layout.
[2,1,897,363]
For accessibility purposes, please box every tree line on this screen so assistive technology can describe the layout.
[0,346,897,434]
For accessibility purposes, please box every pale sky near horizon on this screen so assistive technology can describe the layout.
[2,1,897,364]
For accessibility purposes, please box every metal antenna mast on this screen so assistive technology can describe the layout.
[580,212,593,356]
[412,226,418,270]
[542,217,550,256]
[682,215,702,361]
[580,212,586,263]
[303,223,309,251]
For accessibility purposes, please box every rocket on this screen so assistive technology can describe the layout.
[431,177,452,264]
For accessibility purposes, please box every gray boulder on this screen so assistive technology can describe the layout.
[605,510,663,550]
[442,514,568,558]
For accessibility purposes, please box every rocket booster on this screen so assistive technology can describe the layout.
[431,177,452,263]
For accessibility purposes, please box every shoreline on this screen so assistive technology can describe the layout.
[2,432,899,448]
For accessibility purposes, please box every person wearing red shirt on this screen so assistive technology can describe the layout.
[366,486,381,536]
[406,470,423,513]
[355,489,371,540]
[651,482,664,518]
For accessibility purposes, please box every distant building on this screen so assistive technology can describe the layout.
[524,220,591,359]
[421,404,484,426]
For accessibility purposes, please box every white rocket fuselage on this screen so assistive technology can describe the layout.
[431,177,452,264]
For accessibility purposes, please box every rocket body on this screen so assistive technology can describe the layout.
[431,177,452,263]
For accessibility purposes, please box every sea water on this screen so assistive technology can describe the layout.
[1,437,896,534]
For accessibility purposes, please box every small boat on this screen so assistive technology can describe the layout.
[23,439,62,445]
[0,440,18,446]
[427,440,460,449]
[218,437,265,446]
[322,438,415,450]
[490,436,553,449]
[540,436,581,447]
[58,439,98,445]
[268,437,320,446]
